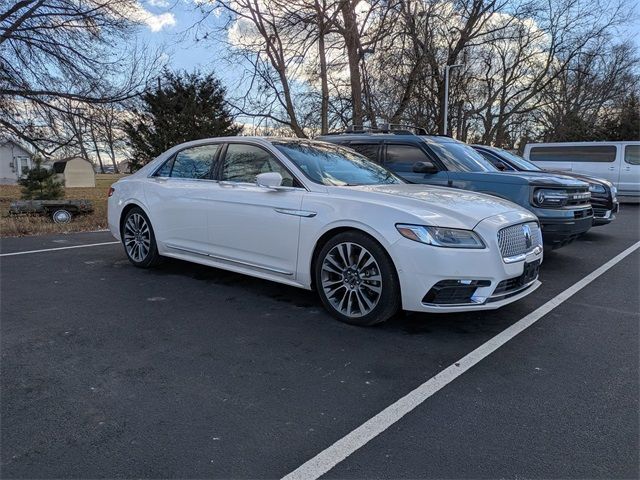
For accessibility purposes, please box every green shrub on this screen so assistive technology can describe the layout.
[18,157,64,200]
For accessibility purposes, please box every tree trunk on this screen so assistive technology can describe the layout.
[361,62,377,128]
[340,0,363,126]
[316,0,330,134]
[89,123,105,173]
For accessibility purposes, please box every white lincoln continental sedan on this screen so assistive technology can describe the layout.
[108,137,543,326]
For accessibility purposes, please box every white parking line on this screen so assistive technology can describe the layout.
[0,241,120,257]
[283,240,640,480]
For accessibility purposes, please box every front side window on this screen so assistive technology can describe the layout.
[477,150,514,170]
[529,145,617,163]
[385,144,432,173]
[154,157,174,177]
[490,147,541,171]
[425,139,496,172]
[274,141,402,186]
[624,145,640,165]
[158,144,220,179]
[220,144,295,186]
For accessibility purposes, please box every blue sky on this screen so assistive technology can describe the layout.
[137,0,640,96]
[138,2,235,80]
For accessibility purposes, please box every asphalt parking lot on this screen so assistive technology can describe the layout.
[1,205,639,479]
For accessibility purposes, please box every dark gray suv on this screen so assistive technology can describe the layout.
[318,129,593,248]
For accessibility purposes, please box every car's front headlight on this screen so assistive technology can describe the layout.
[589,183,606,194]
[533,188,569,207]
[396,224,485,249]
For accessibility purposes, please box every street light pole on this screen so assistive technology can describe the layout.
[443,63,464,136]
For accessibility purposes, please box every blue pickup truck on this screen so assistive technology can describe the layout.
[318,128,593,248]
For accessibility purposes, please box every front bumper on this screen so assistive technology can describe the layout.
[593,201,620,227]
[590,188,618,226]
[534,207,593,247]
[539,215,593,247]
[391,211,543,313]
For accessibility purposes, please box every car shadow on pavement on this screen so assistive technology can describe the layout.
[141,256,523,341]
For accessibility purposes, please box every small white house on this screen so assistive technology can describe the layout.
[52,157,96,187]
[0,140,33,184]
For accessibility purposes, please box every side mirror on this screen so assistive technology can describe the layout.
[256,172,283,189]
[495,162,507,171]
[412,161,438,174]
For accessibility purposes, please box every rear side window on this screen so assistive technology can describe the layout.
[349,143,380,163]
[624,145,640,165]
[530,145,617,163]
[171,144,221,179]
[386,144,431,173]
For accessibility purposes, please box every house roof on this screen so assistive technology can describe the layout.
[0,138,34,157]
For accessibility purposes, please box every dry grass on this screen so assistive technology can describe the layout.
[0,174,127,237]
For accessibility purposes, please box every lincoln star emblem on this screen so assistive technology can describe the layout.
[523,224,532,249]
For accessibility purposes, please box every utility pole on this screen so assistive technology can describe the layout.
[443,64,464,136]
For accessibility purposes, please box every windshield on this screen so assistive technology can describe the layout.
[492,147,542,171]
[426,139,497,172]
[273,141,403,186]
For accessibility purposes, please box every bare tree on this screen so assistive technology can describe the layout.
[538,42,639,141]
[464,0,629,147]
[0,0,162,153]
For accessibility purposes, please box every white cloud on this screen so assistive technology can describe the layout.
[144,11,176,31]
[147,0,170,7]
[123,3,176,32]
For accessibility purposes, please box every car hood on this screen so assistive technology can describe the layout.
[504,171,589,188]
[495,171,589,187]
[545,169,613,188]
[336,184,534,230]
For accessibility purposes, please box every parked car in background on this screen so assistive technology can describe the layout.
[473,145,618,226]
[319,127,593,249]
[523,141,640,202]
[108,137,543,326]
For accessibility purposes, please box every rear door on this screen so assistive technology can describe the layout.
[143,143,221,253]
[618,144,640,197]
[383,143,449,186]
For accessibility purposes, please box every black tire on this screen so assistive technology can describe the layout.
[314,231,401,326]
[121,207,162,268]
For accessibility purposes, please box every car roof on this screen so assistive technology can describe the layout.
[317,133,461,145]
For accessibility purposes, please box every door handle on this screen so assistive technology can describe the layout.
[608,166,615,171]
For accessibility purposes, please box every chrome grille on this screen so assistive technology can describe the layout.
[497,222,543,260]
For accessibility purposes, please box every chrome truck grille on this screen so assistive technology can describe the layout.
[497,222,543,263]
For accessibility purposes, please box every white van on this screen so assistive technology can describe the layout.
[524,141,640,201]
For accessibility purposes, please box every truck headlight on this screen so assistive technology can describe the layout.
[396,224,485,249]
[533,188,569,207]
[589,183,606,194]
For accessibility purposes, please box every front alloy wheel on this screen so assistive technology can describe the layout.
[315,231,400,326]
[122,207,161,268]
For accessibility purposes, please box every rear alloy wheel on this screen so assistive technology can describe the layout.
[315,231,400,326]
[122,207,161,268]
